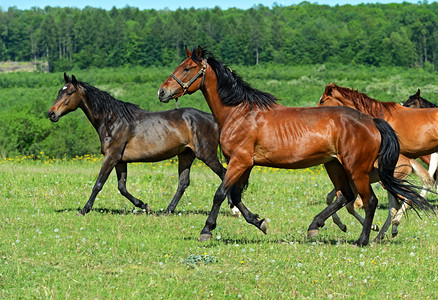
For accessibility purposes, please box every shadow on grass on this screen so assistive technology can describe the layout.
[55,207,239,217]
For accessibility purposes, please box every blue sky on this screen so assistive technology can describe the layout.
[0,0,422,11]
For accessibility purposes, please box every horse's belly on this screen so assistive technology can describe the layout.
[254,149,336,169]
[121,142,184,162]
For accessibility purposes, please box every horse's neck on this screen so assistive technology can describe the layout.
[201,79,236,128]
[351,96,399,118]
[79,96,104,132]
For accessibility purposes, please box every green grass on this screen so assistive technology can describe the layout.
[1,157,437,298]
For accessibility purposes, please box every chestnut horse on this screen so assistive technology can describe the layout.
[48,73,237,215]
[158,46,433,246]
[403,89,438,185]
[318,83,437,239]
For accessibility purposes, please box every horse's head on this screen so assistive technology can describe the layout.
[158,46,207,103]
[48,73,83,122]
[403,89,422,108]
[317,83,348,107]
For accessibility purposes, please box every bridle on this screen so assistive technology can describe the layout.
[170,58,207,97]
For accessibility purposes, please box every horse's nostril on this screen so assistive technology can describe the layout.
[158,88,165,98]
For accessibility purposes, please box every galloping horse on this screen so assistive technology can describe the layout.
[318,83,437,239]
[49,73,237,215]
[158,46,433,246]
[403,89,438,184]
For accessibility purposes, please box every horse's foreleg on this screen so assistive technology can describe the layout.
[79,155,118,215]
[115,163,152,213]
[199,182,228,241]
[165,150,195,214]
[199,154,239,215]
[391,201,410,237]
[373,192,397,242]
[428,153,438,193]
[408,158,435,197]
[326,188,348,232]
[199,159,256,241]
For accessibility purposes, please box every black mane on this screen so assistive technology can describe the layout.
[192,47,278,109]
[79,81,140,123]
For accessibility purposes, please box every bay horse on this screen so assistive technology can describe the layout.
[158,46,433,246]
[318,83,437,239]
[48,73,237,215]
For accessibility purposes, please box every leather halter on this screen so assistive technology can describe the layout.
[170,59,207,95]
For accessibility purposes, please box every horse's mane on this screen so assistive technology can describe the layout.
[418,97,437,108]
[327,84,398,118]
[79,81,140,123]
[192,47,278,109]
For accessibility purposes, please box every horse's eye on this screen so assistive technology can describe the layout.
[183,68,190,72]
[67,90,75,96]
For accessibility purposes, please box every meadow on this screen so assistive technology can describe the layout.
[1,155,437,298]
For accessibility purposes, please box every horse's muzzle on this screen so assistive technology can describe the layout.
[48,110,59,122]
[158,87,172,103]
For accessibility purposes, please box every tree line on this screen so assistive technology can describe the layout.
[1,2,438,71]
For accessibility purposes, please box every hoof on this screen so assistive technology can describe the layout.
[76,211,85,216]
[340,224,347,232]
[372,234,384,243]
[199,233,212,242]
[353,240,368,247]
[144,203,153,214]
[392,231,398,238]
[307,229,319,239]
[371,224,379,232]
[260,219,268,234]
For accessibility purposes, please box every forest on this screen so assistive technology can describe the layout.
[1,2,438,158]
[1,2,438,70]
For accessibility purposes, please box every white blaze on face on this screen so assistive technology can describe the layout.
[62,85,68,90]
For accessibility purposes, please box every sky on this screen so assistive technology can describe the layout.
[0,0,424,11]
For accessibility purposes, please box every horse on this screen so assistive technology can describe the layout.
[403,89,438,187]
[318,83,437,239]
[158,46,433,246]
[48,73,238,216]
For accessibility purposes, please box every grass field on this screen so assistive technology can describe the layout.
[1,156,437,298]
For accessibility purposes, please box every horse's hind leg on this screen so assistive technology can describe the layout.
[326,188,348,232]
[115,162,152,213]
[308,161,355,238]
[165,150,195,214]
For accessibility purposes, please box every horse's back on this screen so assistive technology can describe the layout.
[249,105,381,169]
[122,108,219,162]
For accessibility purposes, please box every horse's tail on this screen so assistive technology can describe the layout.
[373,118,435,214]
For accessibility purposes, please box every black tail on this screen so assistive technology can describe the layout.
[373,118,435,214]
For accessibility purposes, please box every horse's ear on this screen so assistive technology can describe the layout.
[64,72,69,83]
[71,75,78,86]
[185,45,192,58]
[325,84,333,95]
[415,89,421,97]
[195,45,203,58]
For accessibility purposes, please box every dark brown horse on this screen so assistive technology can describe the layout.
[158,46,433,246]
[48,73,237,215]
